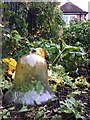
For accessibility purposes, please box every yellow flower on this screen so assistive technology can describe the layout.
[2,58,17,76]
[36,48,46,58]
[9,58,17,65]
[2,58,9,64]
[9,58,17,70]
[8,62,16,72]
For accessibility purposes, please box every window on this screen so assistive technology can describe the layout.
[63,15,76,26]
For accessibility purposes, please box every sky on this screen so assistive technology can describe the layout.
[60,0,89,12]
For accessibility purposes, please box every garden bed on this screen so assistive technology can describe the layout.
[1,83,90,120]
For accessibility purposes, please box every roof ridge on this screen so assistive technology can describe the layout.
[61,1,88,14]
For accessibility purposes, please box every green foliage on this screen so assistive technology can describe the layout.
[2,2,28,37]
[13,80,44,93]
[18,105,29,113]
[60,96,85,119]
[2,2,30,60]
[2,2,65,39]
[63,21,90,52]
[1,62,12,92]
[0,108,10,119]
[51,39,87,77]
[2,2,65,61]
[35,107,45,119]
[31,38,60,62]
[9,11,28,37]
[50,64,73,87]
[25,2,65,39]
[2,28,30,60]
[62,21,90,77]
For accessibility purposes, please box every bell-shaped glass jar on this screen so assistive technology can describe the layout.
[4,53,56,105]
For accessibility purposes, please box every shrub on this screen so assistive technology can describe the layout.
[63,21,90,53]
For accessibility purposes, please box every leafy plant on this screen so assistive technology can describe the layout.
[35,107,45,119]
[0,109,10,119]
[25,2,65,39]
[2,27,31,60]
[31,38,60,63]
[60,96,85,119]
[63,21,90,54]
[50,64,73,87]
[52,39,87,77]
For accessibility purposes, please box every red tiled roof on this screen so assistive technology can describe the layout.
[60,2,88,15]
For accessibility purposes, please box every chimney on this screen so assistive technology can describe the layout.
[88,1,90,21]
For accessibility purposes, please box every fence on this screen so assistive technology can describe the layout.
[2,2,19,12]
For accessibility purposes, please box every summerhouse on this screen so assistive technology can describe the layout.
[60,1,88,25]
